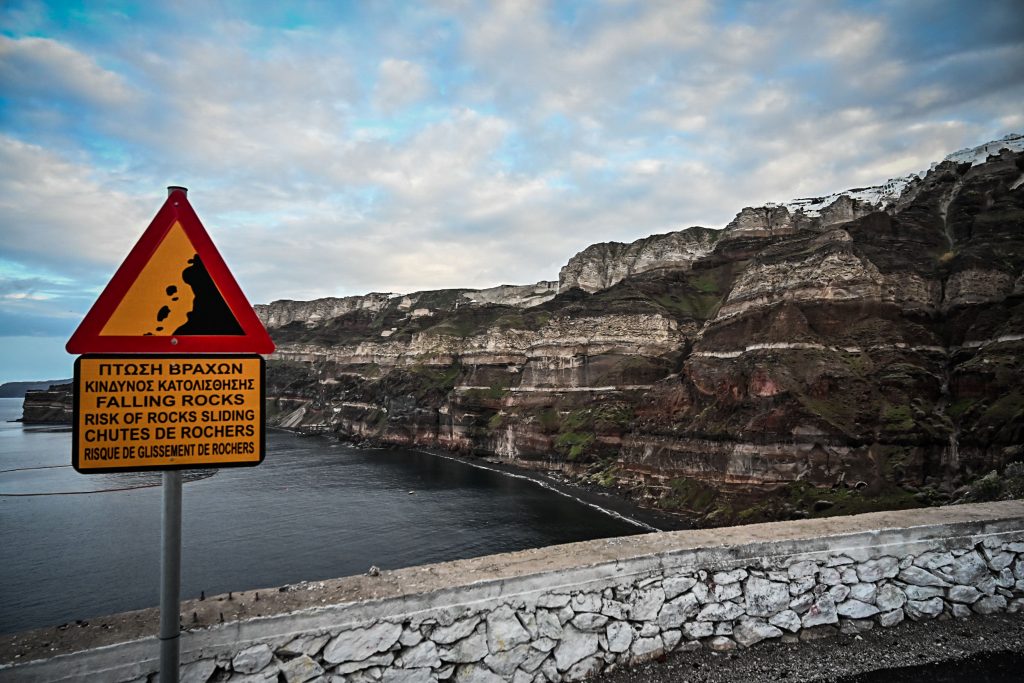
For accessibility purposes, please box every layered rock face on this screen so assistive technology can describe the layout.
[558,227,718,292]
[21,384,73,423]
[255,283,559,330]
[254,293,395,329]
[262,139,1024,522]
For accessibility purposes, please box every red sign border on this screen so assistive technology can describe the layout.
[71,354,267,473]
[66,189,275,354]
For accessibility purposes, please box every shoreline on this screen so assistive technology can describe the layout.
[413,447,664,533]
[275,427,698,533]
[420,447,698,533]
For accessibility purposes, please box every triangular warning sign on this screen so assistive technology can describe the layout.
[67,188,275,354]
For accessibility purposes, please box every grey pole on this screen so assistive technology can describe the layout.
[160,470,182,682]
[159,185,187,683]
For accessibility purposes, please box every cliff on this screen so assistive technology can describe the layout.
[261,136,1024,523]
[558,227,719,293]
[21,384,73,423]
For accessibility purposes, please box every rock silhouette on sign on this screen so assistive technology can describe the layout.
[173,254,244,335]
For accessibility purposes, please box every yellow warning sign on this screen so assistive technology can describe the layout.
[66,187,274,354]
[73,355,264,472]
[100,221,243,337]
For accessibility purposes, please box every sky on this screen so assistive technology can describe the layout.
[1,0,1023,383]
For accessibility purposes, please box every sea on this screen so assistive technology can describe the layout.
[0,397,642,634]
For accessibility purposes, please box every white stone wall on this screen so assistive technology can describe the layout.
[4,502,1024,683]
[204,541,1024,683]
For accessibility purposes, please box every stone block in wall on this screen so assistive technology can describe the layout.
[628,587,665,621]
[849,583,877,603]
[828,585,851,602]
[899,566,950,587]
[440,630,488,664]
[787,561,817,579]
[877,608,904,627]
[483,644,532,676]
[663,576,697,599]
[973,595,1008,614]
[696,601,744,622]
[875,584,906,611]
[432,617,482,645]
[712,569,747,585]
[535,610,562,640]
[323,622,402,664]
[768,609,801,632]
[657,593,699,628]
[552,626,599,671]
[839,619,874,635]
[732,618,782,647]
[486,606,532,652]
[454,663,504,682]
[682,621,713,640]
[278,654,324,683]
[903,585,944,601]
[334,653,395,675]
[905,597,944,620]
[564,654,603,682]
[180,658,217,683]
[629,634,665,662]
[744,577,789,617]
[708,636,736,651]
[280,634,331,658]
[801,595,838,627]
[232,644,273,674]
[940,551,989,585]
[913,551,954,570]
[855,557,899,582]
[951,603,973,619]
[836,599,879,619]
[570,613,609,632]
[569,593,600,613]
[397,640,441,669]
[605,621,633,653]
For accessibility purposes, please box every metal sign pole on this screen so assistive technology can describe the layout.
[159,184,185,683]
[160,470,182,682]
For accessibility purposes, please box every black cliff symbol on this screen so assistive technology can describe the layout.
[172,254,244,335]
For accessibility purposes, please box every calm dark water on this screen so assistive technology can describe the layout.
[0,398,641,634]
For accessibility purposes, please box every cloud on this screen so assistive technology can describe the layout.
[815,16,887,61]
[0,137,154,274]
[0,273,86,337]
[0,35,136,108]
[373,59,431,112]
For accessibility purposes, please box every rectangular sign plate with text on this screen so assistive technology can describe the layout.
[73,354,265,472]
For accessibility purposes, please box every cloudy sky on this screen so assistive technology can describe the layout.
[1,0,1023,382]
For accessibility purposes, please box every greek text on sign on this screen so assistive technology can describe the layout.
[73,355,265,472]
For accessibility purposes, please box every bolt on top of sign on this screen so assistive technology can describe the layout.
[67,187,274,472]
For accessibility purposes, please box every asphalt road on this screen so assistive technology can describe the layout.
[594,613,1024,683]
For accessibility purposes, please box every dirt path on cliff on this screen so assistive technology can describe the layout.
[594,613,1024,682]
